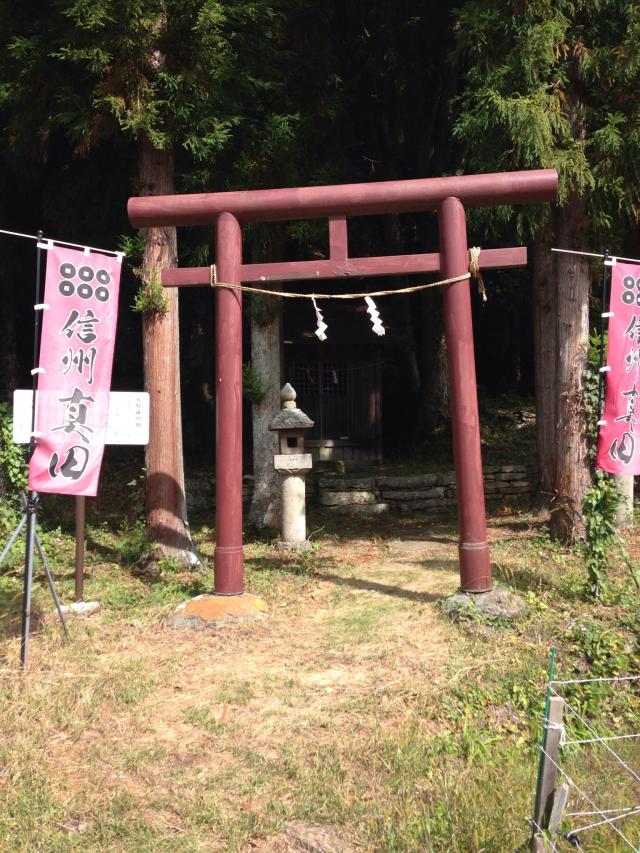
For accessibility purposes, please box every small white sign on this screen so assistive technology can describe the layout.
[12,390,150,446]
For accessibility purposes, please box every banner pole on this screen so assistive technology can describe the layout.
[29,231,44,446]
[74,496,85,601]
[596,250,610,421]
[20,496,37,667]
[20,231,45,667]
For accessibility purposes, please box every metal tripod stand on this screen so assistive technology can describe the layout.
[0,490,69,664]
[0,231,69,666]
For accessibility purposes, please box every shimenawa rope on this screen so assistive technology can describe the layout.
[469,246,487,302]
[209,246,485,300]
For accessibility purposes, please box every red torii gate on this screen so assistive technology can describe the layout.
[128,168,557,599]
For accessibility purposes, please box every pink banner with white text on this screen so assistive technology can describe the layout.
[28,245,122,496]
[596,261,640,474]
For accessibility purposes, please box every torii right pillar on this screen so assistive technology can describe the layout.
[439,196,490,591]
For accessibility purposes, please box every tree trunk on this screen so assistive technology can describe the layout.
[138,136,197,565]
[419,288,449,432]
[531,229,557,515]
[549,193,592,543]
[248,286,282,529]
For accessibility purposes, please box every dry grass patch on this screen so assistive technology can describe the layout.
[1,512,640,850]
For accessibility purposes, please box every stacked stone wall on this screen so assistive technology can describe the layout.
[186,466,531,515]
[185,473,254,511]
[316,465,531,515]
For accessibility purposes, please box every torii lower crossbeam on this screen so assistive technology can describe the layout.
[129,168,557,597]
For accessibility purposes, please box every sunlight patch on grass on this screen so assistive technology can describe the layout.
[324,597,405,649]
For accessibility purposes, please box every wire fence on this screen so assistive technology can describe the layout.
[535,672,640,851]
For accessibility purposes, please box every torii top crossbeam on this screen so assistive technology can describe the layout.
[129,169,556,226]
[128,168,557,599]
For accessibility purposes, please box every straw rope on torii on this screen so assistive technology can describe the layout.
[209,245,486,299]
[210,247,487,339]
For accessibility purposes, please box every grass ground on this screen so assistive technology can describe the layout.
[1,480,640,852]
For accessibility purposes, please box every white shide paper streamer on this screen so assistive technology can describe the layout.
[311,297,328,341]
[365,296,385,336]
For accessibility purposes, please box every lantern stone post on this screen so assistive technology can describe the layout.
[269,384,314,549]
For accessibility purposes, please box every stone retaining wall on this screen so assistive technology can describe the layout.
[316,465,531,515]
[186,465,532,515]
[186,473,254,512]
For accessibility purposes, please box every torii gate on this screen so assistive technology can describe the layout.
[128,168,557,602]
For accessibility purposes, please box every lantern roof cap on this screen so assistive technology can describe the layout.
[269,384,314,431]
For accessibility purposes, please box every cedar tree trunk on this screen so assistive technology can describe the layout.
[419,289,449,432]
[248,286,282,528]
[138,137,197,564]
[549,193,592,543]
[532,229,557,514]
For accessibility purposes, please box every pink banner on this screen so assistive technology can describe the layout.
[596,261,640,474]
[28,245,121,496]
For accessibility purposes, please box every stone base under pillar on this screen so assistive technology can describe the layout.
[165,593,267,629]
[442,587,525,624]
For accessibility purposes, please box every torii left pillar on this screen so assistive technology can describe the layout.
[214,213,244,594]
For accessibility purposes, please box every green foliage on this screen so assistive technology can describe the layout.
[0,403,27,545]
[131,268,168,316]
[582,471,626,599]
[117,233,145,265]
[453,1,640,242]
[115,519,148,567]
[0,402,27,495]
[0,1,288,164]
[579,332,640,601]
[565,620,640,718]
[584,331,606,460]
[242,363,268,404]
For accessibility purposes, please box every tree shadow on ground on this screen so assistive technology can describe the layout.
[246,555,458,604]
[84,535,120,564]
[312,570,450,604]
[413,558,462,575]
[386,536,459,550]
[487,517,548,535]
[306,510,459,542]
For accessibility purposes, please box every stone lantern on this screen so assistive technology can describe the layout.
[269,383,314,549]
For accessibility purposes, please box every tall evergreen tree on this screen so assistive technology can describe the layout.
[453,0,640,541]
[0,0,287,561]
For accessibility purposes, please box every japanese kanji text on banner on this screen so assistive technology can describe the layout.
[596,261,640,474]
[28,245,122,496]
